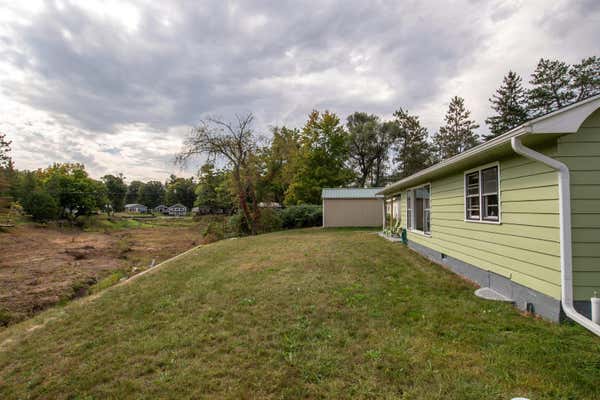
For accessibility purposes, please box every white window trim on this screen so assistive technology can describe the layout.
[463,162,501,225]
[406,182,432,237]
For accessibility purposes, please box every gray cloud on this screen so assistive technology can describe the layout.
[0,0,598,180]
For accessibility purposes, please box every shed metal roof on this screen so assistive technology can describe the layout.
[322,188,384,199]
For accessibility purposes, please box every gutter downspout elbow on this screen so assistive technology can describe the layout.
[511,136,600,336]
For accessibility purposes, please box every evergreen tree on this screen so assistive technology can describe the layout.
[390,108,433,179]
[528,58,575,116]
[433,96,480,159]
[570,56,600,101]
[484,71,528,140]
[0,133,11,169]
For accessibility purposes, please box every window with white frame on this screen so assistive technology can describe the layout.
[406,184,431,235]
[465,165,500,223]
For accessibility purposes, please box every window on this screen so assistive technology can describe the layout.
[406,184,431,235]
[464,165,500,223]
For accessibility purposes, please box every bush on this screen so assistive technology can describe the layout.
[227,212,248,236]
[280,205,322,229]
[22,191,59,222]
[257,208,282,233]
[203,220,225,243]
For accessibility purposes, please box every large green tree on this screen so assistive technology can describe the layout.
[258,126,301,204]
[101,174,127,213]
[346,112,390,187]
[528,58,575,116]
[0,133,11,170]
[485,71,529,140]
[194,163,233,212]
[433,96,480,160]
[125,180,143,204]
[285,110,353,205]
[390,108,434,179]
[138,181,165,209]
[570,56,600,101]
[40,163,105,219]
[165,175,196,209]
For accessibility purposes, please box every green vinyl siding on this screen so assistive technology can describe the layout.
[557,108,600,299]
[394,152,562,300]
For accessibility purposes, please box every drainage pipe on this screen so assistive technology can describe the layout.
[511,136,600,336]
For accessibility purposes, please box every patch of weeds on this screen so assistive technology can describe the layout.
[365,349,383,361]
[239,297,256,306]
[89,271,127,294]
[202,309,224,323]
[116,237,132,259]
[0,309,16,327]
[337,283,369,307]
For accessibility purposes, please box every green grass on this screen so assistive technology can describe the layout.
[0,229,599,399]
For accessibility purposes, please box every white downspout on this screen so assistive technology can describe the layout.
[511,136,600,336]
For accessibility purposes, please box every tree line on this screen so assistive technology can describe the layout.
[0,56,598,231]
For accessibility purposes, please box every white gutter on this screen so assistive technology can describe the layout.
[511,136,600,336]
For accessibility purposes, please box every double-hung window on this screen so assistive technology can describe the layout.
[465,165,500,223]
[406,184,431,235]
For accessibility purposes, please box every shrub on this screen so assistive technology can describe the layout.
[280,205,322,229]
[227,212,249,236]
[257,208,283,233]
[22,191,59,222]
[203,220,225,243]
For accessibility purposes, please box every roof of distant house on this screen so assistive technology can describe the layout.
[321,188,384,199]
[168,203,187,208]
[125,203,146,208]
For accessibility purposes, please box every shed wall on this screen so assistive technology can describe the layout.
[323,198,383,227]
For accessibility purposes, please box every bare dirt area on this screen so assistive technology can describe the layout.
[0,218,206,326]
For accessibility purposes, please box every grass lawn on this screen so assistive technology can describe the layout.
[1,229,599,399]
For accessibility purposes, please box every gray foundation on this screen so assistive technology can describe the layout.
[383,236,590,323]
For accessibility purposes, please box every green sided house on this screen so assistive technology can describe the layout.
[378,94,600,335]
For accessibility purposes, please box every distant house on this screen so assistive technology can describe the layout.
[124,204,147,213]
[167,203,187,216]
[154,205,168,214]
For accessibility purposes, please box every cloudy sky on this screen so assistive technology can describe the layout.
[0,1,598,181]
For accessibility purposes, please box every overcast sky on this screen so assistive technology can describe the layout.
[0,1,598,181]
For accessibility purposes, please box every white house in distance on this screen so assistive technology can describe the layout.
[322,188,384,227]
[124,204,147,213]
[154,205,168,214]
[167,203,187,216]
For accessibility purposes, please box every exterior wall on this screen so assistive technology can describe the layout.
[557,108,600,300]
[323,198,383,227]
[393,150,562,300]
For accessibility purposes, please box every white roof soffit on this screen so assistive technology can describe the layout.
[378,94,600,195]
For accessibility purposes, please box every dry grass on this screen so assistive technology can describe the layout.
[0,229,599,399]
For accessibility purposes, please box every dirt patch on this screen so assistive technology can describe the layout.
[0,221,205,326]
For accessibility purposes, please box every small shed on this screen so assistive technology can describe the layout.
[322,188,384,228]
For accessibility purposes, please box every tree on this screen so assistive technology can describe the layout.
[0,133,12,170]
[138,181,165,209]
[177,113,261,234]
[101,174,127,213]
[125,180,143,204]
[22,191,59,222]
[165,175,196,209]
[195,163,233,213]
[258,126,301,204]
[40,163,103,219]
[528,58,575,117]
[485,71,529,140]
[390,108,434,179]
[285,110,353,205]
[570,56,600,101]
[346,112,384,187]
[433,96,480,160]
[370,122,392,187]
